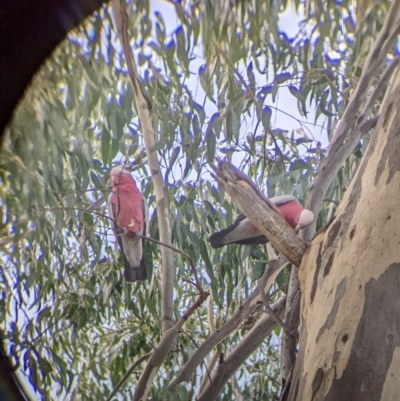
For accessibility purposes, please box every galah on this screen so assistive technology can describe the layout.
[108,166,148,282]
[208,195,314,249]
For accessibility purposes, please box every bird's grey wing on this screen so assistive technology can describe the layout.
[208,213,267,248]
[124,198,148,282]
[108,199,124,251]
[270,194,298,206]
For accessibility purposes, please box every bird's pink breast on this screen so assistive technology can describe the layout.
[110,183,144,234]
[276,201,303,228]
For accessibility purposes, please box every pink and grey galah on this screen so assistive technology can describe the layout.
[208,195,314,248]
[108,166,148,282]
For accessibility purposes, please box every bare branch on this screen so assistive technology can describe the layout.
[211,159,307,266]
[258,280,293,335]
[111,0,175,334]
[196,296,287,401]
[307,6,400,225]
[170,257,288,390]
[141,235,202,292]
[133,292,209,401]
[362,58,400,117]
[280,272,301,385]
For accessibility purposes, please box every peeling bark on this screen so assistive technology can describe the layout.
[282,2,400,395]
[287,67,400,401]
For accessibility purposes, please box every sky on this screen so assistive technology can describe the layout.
[149,0,327,146]
[142,0,328,202]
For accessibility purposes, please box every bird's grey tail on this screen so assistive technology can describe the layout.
[208,228,268,249]
[124,257,147,282]
[208,226,240,249]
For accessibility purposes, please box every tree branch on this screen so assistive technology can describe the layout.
[362,58,400,117]
[112,0,175,334]
[280,271,301,387]
[141,235,202,292]
[211,159,307,266]
[279,362,295,401]
[105,352,152,401]
[132,291,209,401]
[196,296,287,401]
[170,256,288,390]
[258,280,293,335]
[307,4,400,224]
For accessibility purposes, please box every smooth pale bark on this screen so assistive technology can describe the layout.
[287,68,400,401]
[281,1,400,389]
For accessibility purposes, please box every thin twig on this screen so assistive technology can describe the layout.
[141,235,202,292]
[323,198,340,205]
[212,39,251,93]
[170,257,288,390]
[105,352,152,401]
[179,330,213,387]
[258,281,293,335]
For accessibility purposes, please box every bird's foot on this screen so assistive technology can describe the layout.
[117,227,141,240]
[132,232,141,240]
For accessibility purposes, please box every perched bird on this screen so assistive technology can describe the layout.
[208,195,314,249]
[108,166,148,282]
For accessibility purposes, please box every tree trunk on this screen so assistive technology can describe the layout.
[287,68,400,401]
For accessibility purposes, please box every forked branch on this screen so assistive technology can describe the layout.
[170,256,288,390]
[133,291,209,401]
[197,296,287,401]
[211,159,307,266]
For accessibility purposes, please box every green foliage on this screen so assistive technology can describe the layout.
[0,0,390,399]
